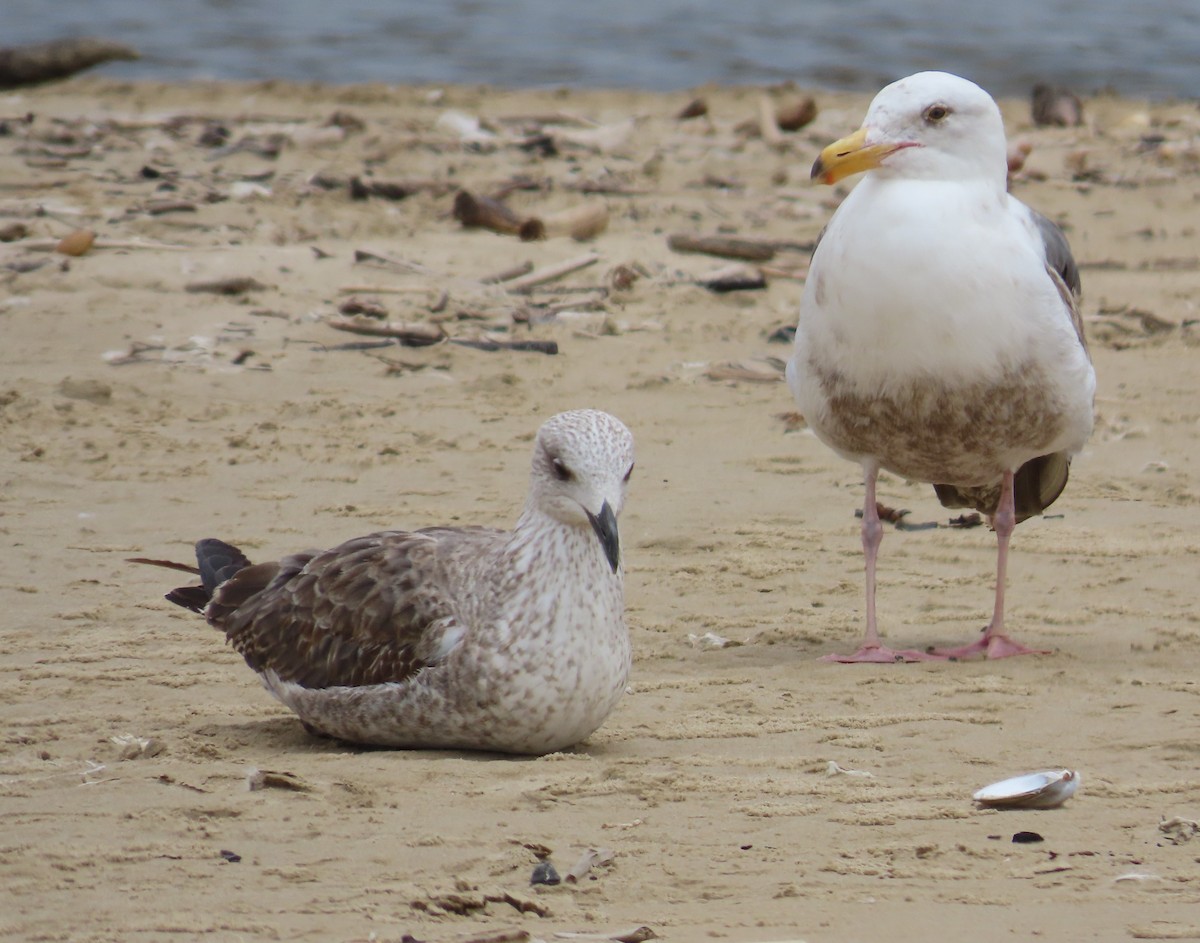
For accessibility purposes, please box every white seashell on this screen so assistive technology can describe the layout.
[973,769,1080,809]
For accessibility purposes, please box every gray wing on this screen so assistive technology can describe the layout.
[1028,207,1088,352]
[207,527,502,690]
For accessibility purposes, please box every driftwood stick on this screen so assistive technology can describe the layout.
[758,95,785,147]
[450,337,558,355]
[326,316,446,346]
[353,248,436,276]
[539,201,609,241]
[504,253,600,293]
[667,233,776,262]
[18,237,215,252]
[453,190,545,241]
[0,38,139,90]
[337,284,437,295]
[481,260,535,284]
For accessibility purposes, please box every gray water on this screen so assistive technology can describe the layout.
[5,0,1199,99]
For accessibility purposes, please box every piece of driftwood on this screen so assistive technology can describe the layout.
[450,337,558,355]
[698,263,767,293]
[184,276,268,296]
[0,38,139,90]
[504,253,599,293]
[453,190,545,241]
[349,177,451,201]
[1031,83,1084,127]
[481,260,535,284]
[758,95,785,147]
[353,248,435,276]
[326,315,446,346]
[676,98,708,120]
[667,233,776,262]
[539,201,609,241]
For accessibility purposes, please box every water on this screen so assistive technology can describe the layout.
[5,0,1199,99]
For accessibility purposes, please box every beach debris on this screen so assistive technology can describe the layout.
[539,201,610,241]
[947,513,984,528]
[686,631,740,650]
[775,96,818,131]
[353,248,435,276]
[349,176,451,201]
[338,297,389,319]
[453,190,545,241]
[735,95,818,140]
[676,98,708,120]
[0,38,138,89]
[698,263,766,293]
[530,860,561,886]
[565,847,615,883]
[411,888,550,918]
[704,359,782,383]
[554,928,657,943]
[1158,816,1200,845]
[246,768,311,792]
[109,734,164,760]
[450,337,558,355]
[435,109,498,145]
[825,761,875,779]
[667,233,776,262]
[0,222,29,242]
[143,199,198,216]
[1007,140,1033,177]
[481,260,535,285]
[185,276,268,296]
[219,849,242,863]
[1031,83,1084,127]
[326,316,447,347]
[1011,831,1044,844]
[974,769,1079,810]
[55,229,95,257]
[853,503,939,532]
[504,252,600,293]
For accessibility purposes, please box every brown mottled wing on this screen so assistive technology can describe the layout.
[207,527,502,690]
[934,451,1070,523]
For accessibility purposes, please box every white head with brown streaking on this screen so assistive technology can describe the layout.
[523,408,635,574]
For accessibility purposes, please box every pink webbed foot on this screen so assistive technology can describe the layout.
[932,632,1052,660]
[819,644,947,664]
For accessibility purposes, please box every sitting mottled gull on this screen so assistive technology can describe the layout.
[155,409,635,754]
[786,71,1095,662]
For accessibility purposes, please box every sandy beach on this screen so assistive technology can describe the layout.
[2,77,1200,942]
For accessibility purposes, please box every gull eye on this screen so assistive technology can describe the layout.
[623,463,635,483]
[923,103,952,123]
[551,457,573,482]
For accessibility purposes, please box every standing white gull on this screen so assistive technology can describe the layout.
[787,72,1095,662]
[153,409,635,754]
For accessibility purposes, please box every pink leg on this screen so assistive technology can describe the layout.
[932,470,1051,660]
[821,464,944,663]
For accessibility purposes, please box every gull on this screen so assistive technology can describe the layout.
[150,409,635,754]
[787,72,1095,662]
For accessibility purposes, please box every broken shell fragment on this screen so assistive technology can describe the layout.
[973,769,1079,809]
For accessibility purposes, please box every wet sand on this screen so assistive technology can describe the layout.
[2,78,1200,942]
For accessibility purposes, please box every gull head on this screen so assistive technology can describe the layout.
[529,409,635,572]
[811,71,1008,186]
